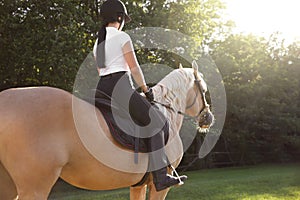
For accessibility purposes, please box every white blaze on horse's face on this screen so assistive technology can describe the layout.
[186,61,215,132]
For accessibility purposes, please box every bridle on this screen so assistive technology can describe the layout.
[188,73,209,118]
[154,73,209,121]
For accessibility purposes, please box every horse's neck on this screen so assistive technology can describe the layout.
[152,84,187,135]
[153,84,185,111]
[154,69,192,110]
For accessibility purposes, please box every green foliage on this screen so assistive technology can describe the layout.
[210,33,300,164]
[0,0,97,91]
[124,0,230,67]
[0,0,229,91]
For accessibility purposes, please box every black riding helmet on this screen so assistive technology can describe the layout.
[100,0,131,24]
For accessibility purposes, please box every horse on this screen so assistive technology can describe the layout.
[0,61,214,200]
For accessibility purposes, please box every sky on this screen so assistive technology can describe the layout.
[223,0,300,43]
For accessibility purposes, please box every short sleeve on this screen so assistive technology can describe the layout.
[93,38,98,58]
[119,32,133,49]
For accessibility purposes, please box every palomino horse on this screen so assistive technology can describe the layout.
[0,61,214,200]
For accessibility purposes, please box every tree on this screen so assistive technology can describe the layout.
[0,0,96,91]
[210,33,300,164]
[0,0,230,92]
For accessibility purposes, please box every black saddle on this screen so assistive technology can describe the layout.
[83,90,169,154]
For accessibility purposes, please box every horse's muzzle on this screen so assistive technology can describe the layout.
[198,107,214,130]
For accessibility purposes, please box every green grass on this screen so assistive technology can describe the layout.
[49,164,300,200]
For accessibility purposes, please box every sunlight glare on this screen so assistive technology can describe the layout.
[223,0,300,43]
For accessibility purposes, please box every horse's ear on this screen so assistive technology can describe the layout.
[192,60,198,74]
[179,63,183,69]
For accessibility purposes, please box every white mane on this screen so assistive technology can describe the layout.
[153,68,195,112]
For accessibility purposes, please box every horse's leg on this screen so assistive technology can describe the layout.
[12,164,62,200]
[3,139,67,200]
[0,162,17,200]
[130,185,147,200]
[147,182,170,200]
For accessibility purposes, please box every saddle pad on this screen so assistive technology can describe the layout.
[94,97,169,153]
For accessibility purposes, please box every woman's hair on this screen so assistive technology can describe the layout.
[96,13,125,68]
[96,23,108,69]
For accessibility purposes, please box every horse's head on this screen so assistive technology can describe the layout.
[184,61,214,132]
[154,62,214,132]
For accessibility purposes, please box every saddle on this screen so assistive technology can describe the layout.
[82,90,170,187]
[85,90,169,155]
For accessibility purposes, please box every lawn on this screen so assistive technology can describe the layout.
[49,164,300,200]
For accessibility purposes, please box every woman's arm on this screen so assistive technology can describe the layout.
[122,41,148,93]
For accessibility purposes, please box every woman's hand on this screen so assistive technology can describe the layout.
[144,88,154,102]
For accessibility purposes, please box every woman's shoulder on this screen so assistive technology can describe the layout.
[106,28,132,46]
[114,31,132,46]
[118,31,131,40]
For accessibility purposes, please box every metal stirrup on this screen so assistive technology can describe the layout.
[170,165,184,186]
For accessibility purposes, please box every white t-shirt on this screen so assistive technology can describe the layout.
[93,27,133,76]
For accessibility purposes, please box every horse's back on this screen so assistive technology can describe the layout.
[0,86,72,123]
[0,86,72,118]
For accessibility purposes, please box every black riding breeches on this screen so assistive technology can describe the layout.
[96,71,167,137]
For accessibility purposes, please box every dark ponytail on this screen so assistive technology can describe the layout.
[96,15,122,68]
[96,23,107,68]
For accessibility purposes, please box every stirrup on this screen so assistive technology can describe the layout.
[170,165,184,186]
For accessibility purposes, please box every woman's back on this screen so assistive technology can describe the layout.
[93,27,132,76]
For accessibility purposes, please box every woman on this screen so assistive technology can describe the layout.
[93,0,187,192]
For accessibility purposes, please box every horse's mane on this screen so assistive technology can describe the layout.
[153,68,195,111]
[159,68,194,91]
